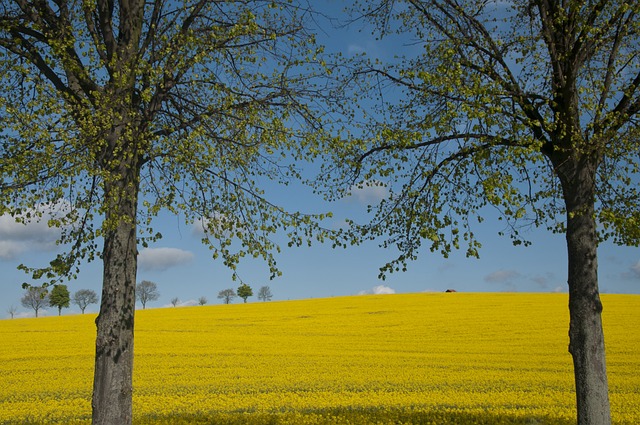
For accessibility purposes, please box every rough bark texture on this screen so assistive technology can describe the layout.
[559,158,611,425]
[91,158,139,425]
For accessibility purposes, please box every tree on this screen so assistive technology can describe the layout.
[20,287,49,318]
[218,289,236,305]
[49,284,71,316]
[136,281,159,310]
[326,1,639,423]
[258,286,273,302]
[198,296,208,306]
[236,283,253,303]
[170,297,179,307]
[0,2,331,423]
[7,305,18,319]
[73,289,99,314]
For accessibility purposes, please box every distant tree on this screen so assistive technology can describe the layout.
[198,296,208,306]
[236,284,253,303]
[170,297,180,307]
[136,281,160,310]
[49,285,71,316]
[20,287,49,318]
[258,286,273,302]
[217,289,236,305]
[73,289,98,314]
[7,305,18,319]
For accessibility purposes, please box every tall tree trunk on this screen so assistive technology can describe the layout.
[561,159,611,425]
[92,162,139,425]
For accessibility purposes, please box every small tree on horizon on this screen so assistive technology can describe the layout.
[217,289,236,305]
[236,284,253,303]
[20,286,49,318]
[258,286,273,302]
[7,305,18,319]
[198,296,208,306]
[49,284,71,316]
[170,297,180,307]
[136,281,160,310]
[72,289,98,314]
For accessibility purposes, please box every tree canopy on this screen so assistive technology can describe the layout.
[49,284,70,315]
[218,288,236,304]
[237,283,253,303]
[258,285,273,302]
[73,289,98,314]
[20,286,49,318]
[136,280,159,309]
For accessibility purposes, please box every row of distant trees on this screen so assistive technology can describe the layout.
[217,284,273,304]
[10,281,274,317]
[9,285,99,318]
[140,280,273,309]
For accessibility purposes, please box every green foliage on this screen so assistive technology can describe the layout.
[49,284,71,315]
[319,0,640,278]
[236,283,253,303]
[0,0,336,285]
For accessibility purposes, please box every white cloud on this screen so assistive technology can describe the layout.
[0,204,68,259]
[138,247,194,272]
[359,284,396,295]
[484,269,521,283]
[191,214,242,238]
[13,309,52,319]
[347,181,389,205]
[631,260,640,278]
[347,44,366,55]
[162,299,199,308]
[191,217,209,237]
[531,272,556,289]
[346,40,385,58]
[372,285,395,294]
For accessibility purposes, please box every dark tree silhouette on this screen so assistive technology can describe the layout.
[257,286,273,302]
[20,287,49,318]
[217,289,236,305]
[73,289,99,314]
[136,281,159,310]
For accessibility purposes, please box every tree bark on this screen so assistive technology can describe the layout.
[91,160,139,425]
[560,159,611,425]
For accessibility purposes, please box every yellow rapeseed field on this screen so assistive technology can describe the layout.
[0,293,638,424]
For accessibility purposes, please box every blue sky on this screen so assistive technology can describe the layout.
[2,171,639,318]
[1,1,639,318]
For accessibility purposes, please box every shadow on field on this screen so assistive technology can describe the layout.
[135,406,575,425]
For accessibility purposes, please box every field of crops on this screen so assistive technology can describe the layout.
[1,292,638,424]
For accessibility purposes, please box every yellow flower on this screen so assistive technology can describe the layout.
[0,293,637,424]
